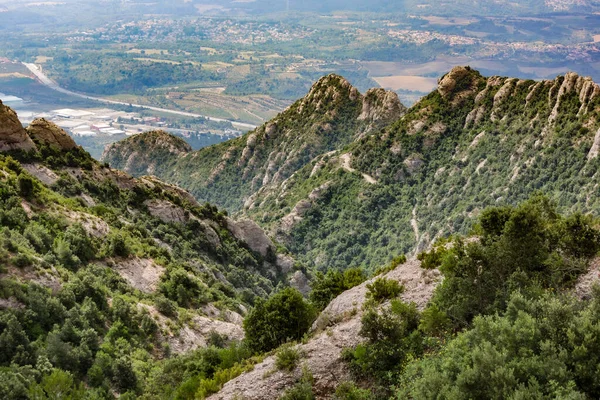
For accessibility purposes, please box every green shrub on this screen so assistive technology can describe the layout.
[418,304,450,336]
[397,291,600,399]
[279,366,315,400]
[366,278,403,303]
[244,287,316,353]
[104,231,130,258]
[154,295,178,318]
[310,268,368,311]
[432,196,600,327]
[344,300,422,389]
[11,253,33,268]
[275,344,301,372]
[334,381,372,400]
[17,173,34,198]
[28,369,85,400]
[279,382,314,400]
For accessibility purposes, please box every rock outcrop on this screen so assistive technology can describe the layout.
[359,87,406,125]
[438,66,485,103]
[226,218,274,258]
[0,100,36,151]
[26,118,77,150]
[208,259,441,400]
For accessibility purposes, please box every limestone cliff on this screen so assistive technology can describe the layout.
[26,118,78,150]
[0,100,36,152]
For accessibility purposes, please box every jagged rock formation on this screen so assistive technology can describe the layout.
[245,68,600,270]
[101,75,406,211]
[0,100,36,151]
[26,118,78,150]
[437,65,485,103]
[226,218,274,258]
[103,68,600,272]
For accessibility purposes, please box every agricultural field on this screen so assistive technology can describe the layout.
[1,3,600,117]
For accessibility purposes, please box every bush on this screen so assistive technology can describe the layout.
[280,382,314,400]
[154,295,178,318]
[275,344,301,372]
[310,268,368,311]
[418,304,450,336]
[11,253,32,268]
[60,224,95,264]
[279,366,315,400]
[159,268,207,308]
[104,231,130,258]
[366,278,403,303]
[27,369,85,400]
[397,291,600,399]
[431,196,600,327]
[344,300,422,387]
[17,173,34,198]
[244,287,316,353]
[334,381,372,400]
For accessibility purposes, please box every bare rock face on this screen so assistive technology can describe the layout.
[208,259,441,400]
[26,118,77,150]
[359,88,406,124]
[145,199,189,224]
[111,258,165,293]
[21,163,59,185]
[438,66,484,103]
[575,257,600,300]
[289,270,310,296]
[0,100,36,152]
[226,218,274,257]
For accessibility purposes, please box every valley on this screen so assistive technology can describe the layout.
[3,1,600,399]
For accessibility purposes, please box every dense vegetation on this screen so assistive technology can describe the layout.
[0,129,298,399]
[104,74,375,211]
[47,53,217,95]
[246,68,600,271]
[338,196,600,398]
[109,69,600,273]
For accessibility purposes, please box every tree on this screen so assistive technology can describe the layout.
[244,287,316,353]
[17,174,34,198]
[28,369,85,400]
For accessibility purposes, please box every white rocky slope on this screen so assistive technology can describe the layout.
[207,259,441,400]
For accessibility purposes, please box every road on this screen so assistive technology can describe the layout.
[22,63,257,131]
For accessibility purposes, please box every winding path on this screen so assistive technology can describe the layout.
[22,63,257,131]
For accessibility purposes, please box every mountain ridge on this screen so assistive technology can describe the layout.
[102,67,600,271]
[102,74,406,211]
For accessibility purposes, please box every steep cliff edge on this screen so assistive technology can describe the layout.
[0,100,36,151]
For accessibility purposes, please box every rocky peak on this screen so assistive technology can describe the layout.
[0,100,36,152]
[359,87,407,124]
[463,69,600,130]
[438,66,485,103]
[26,118,78,150]
[296,74,361,115]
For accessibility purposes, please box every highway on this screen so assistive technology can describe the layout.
[22,63,257,131]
